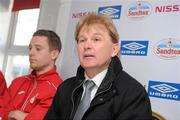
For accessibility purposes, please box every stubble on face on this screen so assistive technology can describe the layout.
[29,62,37,70]
[28,36,54,75]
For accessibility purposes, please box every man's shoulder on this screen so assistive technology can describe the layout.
[115,70,144,90]
[7,74,31,92]
[46,73,63,86]
[57,76,81,91]
[62,76,79,85]
[12,74,31,83]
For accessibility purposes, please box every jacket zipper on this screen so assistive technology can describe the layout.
[20,79,37,111]
[82,83,113,119]
[71,82,113,119]
[69,81,84,119]
[94,83,112,99]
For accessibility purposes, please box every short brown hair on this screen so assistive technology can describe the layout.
[75,13,119,43]
[33,29,62,52]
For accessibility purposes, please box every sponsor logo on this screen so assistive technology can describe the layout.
[72,11,95,19]
[148,80,180,101]
[121,41,149,56]
[127,1,152,19]
[98,5,121,19]
[155,4,180,13]
[154,38,180,59]
[30,93,39,104]
[18,91,25,95]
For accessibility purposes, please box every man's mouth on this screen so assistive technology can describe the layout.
[84,54,94,58]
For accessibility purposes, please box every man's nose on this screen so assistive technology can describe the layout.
[84,39,92,49]
[29,48,35,56]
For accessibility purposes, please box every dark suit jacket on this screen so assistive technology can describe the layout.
[45,56,153,120]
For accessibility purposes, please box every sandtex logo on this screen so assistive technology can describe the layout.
[121,41,148,56]
[154,38,180,59]
[148,81,180,101]
[98,5,121,19]
[127,1,152,20]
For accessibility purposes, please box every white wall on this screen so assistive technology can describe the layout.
[38,0,73,78]
[0,0,12,71]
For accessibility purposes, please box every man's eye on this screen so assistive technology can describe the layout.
[78,39,85,43]
[94,38,101,41]
[36,48,41,51]
[28,46,32,50]
[95,38,99,41]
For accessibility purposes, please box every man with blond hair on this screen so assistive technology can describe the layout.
[45,13,152,120]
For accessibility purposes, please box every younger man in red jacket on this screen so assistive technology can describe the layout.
[0,71,7,95]
[0,29,63,120]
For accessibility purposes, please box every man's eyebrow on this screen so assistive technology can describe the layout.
[34,44,42,47]
[31,44,42,47]
[94,33,103,36]
[28,44,43,49]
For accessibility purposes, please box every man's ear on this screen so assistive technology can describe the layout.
[51,50,59,60]
[111,43,119,57]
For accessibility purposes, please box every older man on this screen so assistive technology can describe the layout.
[45,13,152,120]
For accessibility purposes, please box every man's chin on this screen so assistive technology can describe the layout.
[30,64,37,70]
[82,65,95,70]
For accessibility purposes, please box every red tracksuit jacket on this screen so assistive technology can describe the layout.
[0,67,62,120]
[0,71,7,95]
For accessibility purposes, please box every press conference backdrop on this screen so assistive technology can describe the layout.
[57,0,180,120]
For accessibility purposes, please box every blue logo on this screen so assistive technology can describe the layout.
[148,80,180,101]
[98,5,121,19]
[121,41,149,56]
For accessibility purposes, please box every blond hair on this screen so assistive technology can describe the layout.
[75,13,119,44]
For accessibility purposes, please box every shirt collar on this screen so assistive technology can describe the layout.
[85,69,108,88]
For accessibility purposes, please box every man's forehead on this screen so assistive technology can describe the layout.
[30,36,48,43]
[29,41,48,48]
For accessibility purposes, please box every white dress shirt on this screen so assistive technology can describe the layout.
[82,69,108,101]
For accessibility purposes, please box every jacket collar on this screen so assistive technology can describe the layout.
[97,56,122,92]
[76,56,123,90]
[29,66,58,81]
